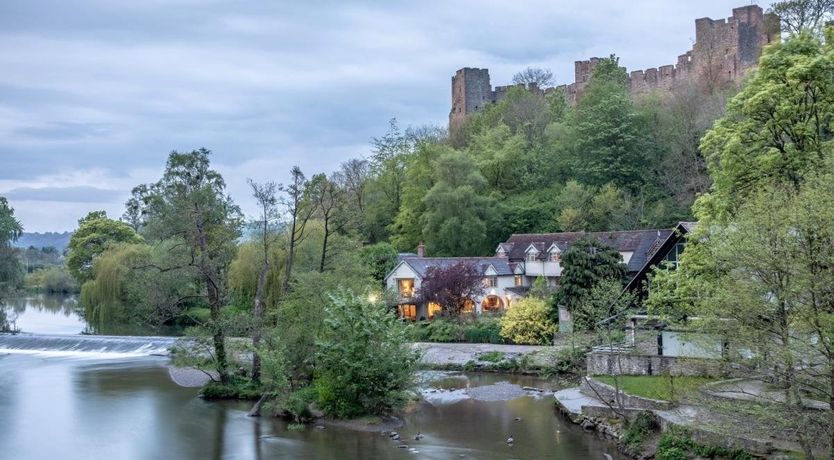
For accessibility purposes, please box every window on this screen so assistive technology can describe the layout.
[482,295,503,311]
[514,275,523,287]
[428,302,442,320]
[526,252,538,262]
[462,299,475,314]
[398,304,416,321]
[547,277,558,287]
[550,251,560,262]
[663,242,686,269]
[484,276,497,288]
[397,278,415,298]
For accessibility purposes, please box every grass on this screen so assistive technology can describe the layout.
[594,375,714,401]
[477,351,505,362]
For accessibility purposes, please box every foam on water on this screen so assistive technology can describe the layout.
[0,333,176,358]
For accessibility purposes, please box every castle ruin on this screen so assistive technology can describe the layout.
[449,5,780,132]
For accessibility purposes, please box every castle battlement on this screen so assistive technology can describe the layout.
[450,5,780,131]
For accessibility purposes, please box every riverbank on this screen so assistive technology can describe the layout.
[412,342,568,373]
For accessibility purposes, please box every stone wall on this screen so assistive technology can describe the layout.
[586,351,724,377]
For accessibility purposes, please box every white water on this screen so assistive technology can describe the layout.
[0,333,176,358]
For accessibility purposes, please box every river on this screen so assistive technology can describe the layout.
[0,295,623,460]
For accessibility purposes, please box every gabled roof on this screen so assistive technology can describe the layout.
[625,222,696,293]
[390,256,514,280]
[502,229,673,272]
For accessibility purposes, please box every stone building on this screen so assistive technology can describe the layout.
[449,5,780,131]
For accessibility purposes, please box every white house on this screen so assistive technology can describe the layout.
[385,229,673,320]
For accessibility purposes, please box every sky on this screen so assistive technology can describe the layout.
[0,0,762,232]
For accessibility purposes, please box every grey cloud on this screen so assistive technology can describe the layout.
[3,186,120,203]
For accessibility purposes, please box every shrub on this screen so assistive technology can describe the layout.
[314,291,420,418]
[462,316,503,343]
[623,411,657,447]
[656,428,753,460]
[500,297,556,345]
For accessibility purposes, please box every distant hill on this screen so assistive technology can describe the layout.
[12,232,73,252]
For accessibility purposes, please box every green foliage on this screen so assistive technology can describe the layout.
[623,411,657,448]
[406,316,504,344]
[421,150,497,256]
[574,279,634,331]
[698,30,834,224]
[67,211,143,284]
[656,428,753,460]
[478,351,504,362]
[0,197,23,248]
[201,376,263,400]
[553,237,627,324]
[500,297,556,345]
[359,242,399,283]
[314,291,420,418]
[25,266,77,293]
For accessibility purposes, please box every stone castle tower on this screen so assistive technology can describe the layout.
[449,5,780,131]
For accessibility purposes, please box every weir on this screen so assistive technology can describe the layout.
[0,333,176,357]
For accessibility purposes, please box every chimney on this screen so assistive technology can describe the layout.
[417,242,425,258]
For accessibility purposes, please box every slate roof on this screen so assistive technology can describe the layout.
[398,256,514,278]
[501,229,672,273]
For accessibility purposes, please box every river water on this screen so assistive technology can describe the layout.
[0,295,623,460]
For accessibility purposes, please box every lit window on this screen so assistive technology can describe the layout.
[484,276,497,288]
[398,279,415,298]
[482,296,503,311]
[462,299,475,314]
[428,302,442,319]
[514,275,523,287]
[398,304,416,321]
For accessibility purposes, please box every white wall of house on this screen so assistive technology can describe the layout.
[523,261,563,277]
[385,262,422,300]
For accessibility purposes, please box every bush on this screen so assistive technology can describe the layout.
[623,411,657,447]
[25,266,77,293]
[656,428,753,460]
[314,291,420,418]
[500,297,556,345]
[201,375,262,400]
[462,316,503,343]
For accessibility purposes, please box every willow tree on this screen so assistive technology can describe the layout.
[67,211,143,284]
[139,149,242,384]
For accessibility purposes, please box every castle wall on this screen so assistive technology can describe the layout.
[449,5,780,130]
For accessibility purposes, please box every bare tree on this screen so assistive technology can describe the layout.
[335,158,370,233]
[512,67,555,88]
[308,173,347,272]
[280,166,315,292]
[247,179,278,384]
[769,0,834,36]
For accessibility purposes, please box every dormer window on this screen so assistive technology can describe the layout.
[526,252,538,262]
[550,252,560,262]
[547,243,561,262]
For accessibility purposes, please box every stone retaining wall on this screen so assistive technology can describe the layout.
[586,351,723,377]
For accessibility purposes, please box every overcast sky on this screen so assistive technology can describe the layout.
[0,0,761,232]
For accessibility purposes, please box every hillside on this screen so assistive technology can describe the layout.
[12,232,73,252]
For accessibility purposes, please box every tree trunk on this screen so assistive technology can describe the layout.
[251,264,268,383]
[284,215,297,293]
[319,218,329,273]
[198,220,229,385]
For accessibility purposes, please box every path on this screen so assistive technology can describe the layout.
[411,342,560,367]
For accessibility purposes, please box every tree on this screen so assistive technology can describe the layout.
[359,242,399,284]
[280,166,315,292]
[66,211,143,284]
[307,173,347,272]
[563,55,648,191]
[512,67,555,88]
[698,29,834,223]
[247,179,278,384]
[500,297,556,345]
[421,151,497,256]
[315,291,420,418]
[417,261,484,317]
[553,237,627,325]
[368,119,412,235]
[0,197,23,299]
[138,149,242,384]
[0,197,23,247]
[770,0,834,36]
[334,158,370,235]
[652,180,834,458]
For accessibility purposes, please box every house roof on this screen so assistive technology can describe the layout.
[625,222,696,293]
[396,256,514,279]
[502,229,672,272]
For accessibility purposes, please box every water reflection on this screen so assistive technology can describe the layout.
[1,294,86,334]
[0,354,623,460]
